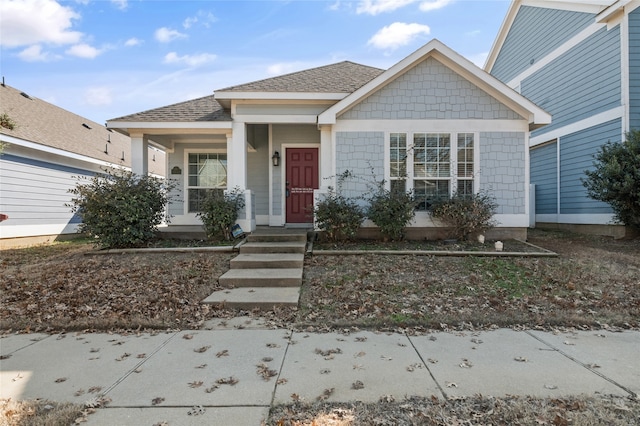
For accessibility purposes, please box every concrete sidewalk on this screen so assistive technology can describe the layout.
[1,323,638,425]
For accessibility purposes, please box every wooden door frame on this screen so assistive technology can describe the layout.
[277,143,320,226]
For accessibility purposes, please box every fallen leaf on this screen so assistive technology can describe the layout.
[262,357,273,362]
[514,356,528,362]
[115,353,130,361]
[151,397,165,405]
[317,388,334,401]
[563,341,575,346]
[216,349,229,358]
[277,378,288,385]
[88,386,102,394]
[195,364,207,369]
[216,376,239,386]
[256,363,278,381]
[320,369,331,374]
[355,337,367,342]
[445,382,458,388]
[351,380,364,390]
[544,384,558,390]
[381,355,393,361]
[188,405,205,416]
[182,334,194,340]
[188,381,204,388]
[266,343,280,348]
[193,345,211,353]
[459,359,473,368]
[136,353,146,359]
[55,377,67,383]
[427,358,438,364]
[354,351,366,358]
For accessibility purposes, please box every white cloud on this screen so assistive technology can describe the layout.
[356,0,416,15]
[124,37,142,47]
[18,44,57,62]
[163,52,217,67]
[419,0,454,12]
[0,0,83,48]
[154,27,187,43]
[183,11,217,29]
[368,22,430,50]
[111,0,128,10]
[66,43,102,58]
[84,87,112,106]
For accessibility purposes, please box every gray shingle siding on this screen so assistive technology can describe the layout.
[339,57,522,121]
[491,6,595,83]
[559,119,619,214]
[247,125,270,217]
[479,132,526,215]
[525,25,621,138]
[335,132,384,203]
[530,142,558,214]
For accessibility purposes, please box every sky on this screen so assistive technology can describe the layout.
[0,0,512,125]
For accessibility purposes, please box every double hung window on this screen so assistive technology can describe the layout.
[187,153,227,213]
[388,132,476,210]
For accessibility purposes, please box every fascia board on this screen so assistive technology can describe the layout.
[106,121,233,130]
[318,40,449,124]
[214,92,347,101]
[597,0,633,22]
[432,50,551,125]
[319,39,551,126]
[485,0,523,72]
[1,133,121,169]
[484,0,612,73]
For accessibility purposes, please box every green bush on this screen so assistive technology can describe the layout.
[430,190,498,241]
[367,187,416,241]
[582,130,640,230]
[69,170,175,249]
[197,187,246,241]
[314,187,365,242]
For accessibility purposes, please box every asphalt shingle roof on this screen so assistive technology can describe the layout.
[217,61,384,93]
[0,83,164,175]
[108,61,385,123]
[110,94,231,122]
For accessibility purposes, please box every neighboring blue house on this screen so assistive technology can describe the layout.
[0,83,165,248]
[108,40,550,240]
[485,0,639,238]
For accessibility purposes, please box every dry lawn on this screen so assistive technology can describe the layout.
[1,229,639,333]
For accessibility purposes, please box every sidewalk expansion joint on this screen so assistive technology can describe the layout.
[102,332,179,397]
[524,330,638,399]
[269,330,295,408]
[406,334,449,401]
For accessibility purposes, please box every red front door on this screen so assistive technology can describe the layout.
[286,148,319,223]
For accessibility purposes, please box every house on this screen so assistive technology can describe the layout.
[485,0,639,238]
[0,83,165,249]
[107,39,550,240]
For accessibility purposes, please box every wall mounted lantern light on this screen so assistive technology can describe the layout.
[272,151,280,167]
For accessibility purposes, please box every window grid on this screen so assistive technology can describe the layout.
[456,133,474,197]
[187,153,227,213]
[414,133,451,211]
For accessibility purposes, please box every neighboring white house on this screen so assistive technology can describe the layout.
[107,39,550,239]
[0,83,165,248]
[485,0,639,238]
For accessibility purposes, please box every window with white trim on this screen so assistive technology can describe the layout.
[187,153,227,213]
[388,132,476,211]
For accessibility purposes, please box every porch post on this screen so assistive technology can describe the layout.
[227,123,255,232]
[319,125,333,189]
[130,133,148,175]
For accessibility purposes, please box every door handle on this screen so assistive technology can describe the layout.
[286,189,290,198]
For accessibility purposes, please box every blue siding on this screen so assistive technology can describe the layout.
[247,124,269,217]
[0,154,92,228]
[530,142,558,214]
[491,6,594,82]
[630,7,640,130]
[559,119,620,214]
[525,26,621,138]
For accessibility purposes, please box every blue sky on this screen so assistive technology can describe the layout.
[0,0,511,124]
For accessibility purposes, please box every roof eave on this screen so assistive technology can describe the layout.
[106,121,233,132]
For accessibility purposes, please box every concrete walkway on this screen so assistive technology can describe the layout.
[1,324,638,425]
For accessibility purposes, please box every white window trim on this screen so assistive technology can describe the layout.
[386,131,480,211]
[184,148,227,216]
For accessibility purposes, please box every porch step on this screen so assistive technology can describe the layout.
[247,233,308,243]
[240,241,306,254]
[203,287,300,310]
[218,268,302,287]
[230,253,304,269]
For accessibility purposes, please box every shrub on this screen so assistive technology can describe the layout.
[197,187,246,240]
[69,169,175,249]
[582,130,640,230]
[314,188,365,242]
[367,186,416,241]
[430,190,498,241]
